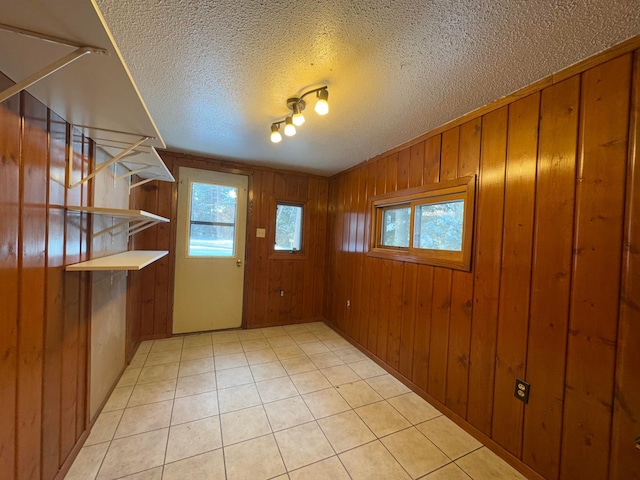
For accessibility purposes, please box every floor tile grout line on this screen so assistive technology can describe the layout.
[91,322,476,480]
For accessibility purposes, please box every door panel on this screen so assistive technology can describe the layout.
[173,167,248,333]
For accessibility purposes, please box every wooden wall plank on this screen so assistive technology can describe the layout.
[467,106,508,436]
[302,177,318,320]
[41,112,66,480]
[0,77,20,480]
[359,163,378,348]
[376,262,393,362]
[60,130,84,463]
[492,92,540,457]
[342,171,356,336]
[428,128,457,403]
[398,263,418,378]
[560,54,632,480]
[446,118,481,418]
[386,261,404,371]
[313,179,328,319]
[409,141,425,187]
[17,93,48,480]
[428,268,452,403]
[397,149,410,190]
[333,174,347,330]
[412,265,434,391]
[256,170,273,325]
[610,49,640,480]
[76,137,91,438]
[350,170,363,341]
[522,76,580,479]
[424,136,442,185]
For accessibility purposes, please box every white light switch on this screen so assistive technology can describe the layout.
[256,228,266,238]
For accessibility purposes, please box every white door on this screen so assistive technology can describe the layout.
[173,167,248,333]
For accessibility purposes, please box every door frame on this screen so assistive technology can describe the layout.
[167,160,254,333]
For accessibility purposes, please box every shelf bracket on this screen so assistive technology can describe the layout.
[93,218,131,238]
[116,164,153,180]
[129,177,156,190]
[0,24,108,104]
[127,219,161,237]
[68,135,150,188]
[92,217,164,238]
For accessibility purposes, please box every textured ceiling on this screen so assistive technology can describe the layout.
[94,0,640,176]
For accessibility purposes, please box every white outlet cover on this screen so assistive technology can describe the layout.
[256,228,266,238]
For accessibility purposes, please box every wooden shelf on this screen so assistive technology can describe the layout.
[65,250,168,271]
[67,206,169,237]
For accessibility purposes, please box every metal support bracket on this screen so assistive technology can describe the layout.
[67,135,150,188]
[129,177,156,190]
[116,164,153,180]
[0,24,108,104]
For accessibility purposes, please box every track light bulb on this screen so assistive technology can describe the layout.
[284,116,296,136]
[315,89,329,115]
[270,124,282,143]
[291,102,305,126]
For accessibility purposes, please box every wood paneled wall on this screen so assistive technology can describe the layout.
[127,151,328,343]
[324,51,640,480]
[0,74,92,480]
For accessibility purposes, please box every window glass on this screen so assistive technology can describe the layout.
[381,206,411,247]
[413,199,464,251]
[188,182,237,257]
[275,203,303,251]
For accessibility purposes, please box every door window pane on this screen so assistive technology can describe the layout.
[275,203,303,251]
[413,200,464,251]
[381,206,411,247]
[188,182,237,257]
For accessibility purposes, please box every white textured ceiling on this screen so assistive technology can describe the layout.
[94,0,640,176]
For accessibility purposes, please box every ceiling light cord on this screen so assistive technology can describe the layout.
[270,86,329,143]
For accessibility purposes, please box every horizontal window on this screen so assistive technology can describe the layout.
[368,176,475,271]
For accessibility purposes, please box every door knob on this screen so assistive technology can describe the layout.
[236,259,243,267]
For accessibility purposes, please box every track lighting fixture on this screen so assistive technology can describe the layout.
[270,86,329,143]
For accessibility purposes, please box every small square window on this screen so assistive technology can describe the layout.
[275,203,303,252]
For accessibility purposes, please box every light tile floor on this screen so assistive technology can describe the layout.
[65,322,527,480]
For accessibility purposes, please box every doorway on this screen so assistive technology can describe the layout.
[173,167,248,333]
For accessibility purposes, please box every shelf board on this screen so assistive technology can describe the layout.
[67,206,169,223]
[67,206,169,237]
[0,0,165,150]
[65,250,168,271]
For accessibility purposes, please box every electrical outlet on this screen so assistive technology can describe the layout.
[279,289,284,297]
[346,300,351,308]
[514,379,530,404]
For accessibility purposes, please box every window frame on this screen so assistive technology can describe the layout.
[269,198,309,260]
[367,175,476,271]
